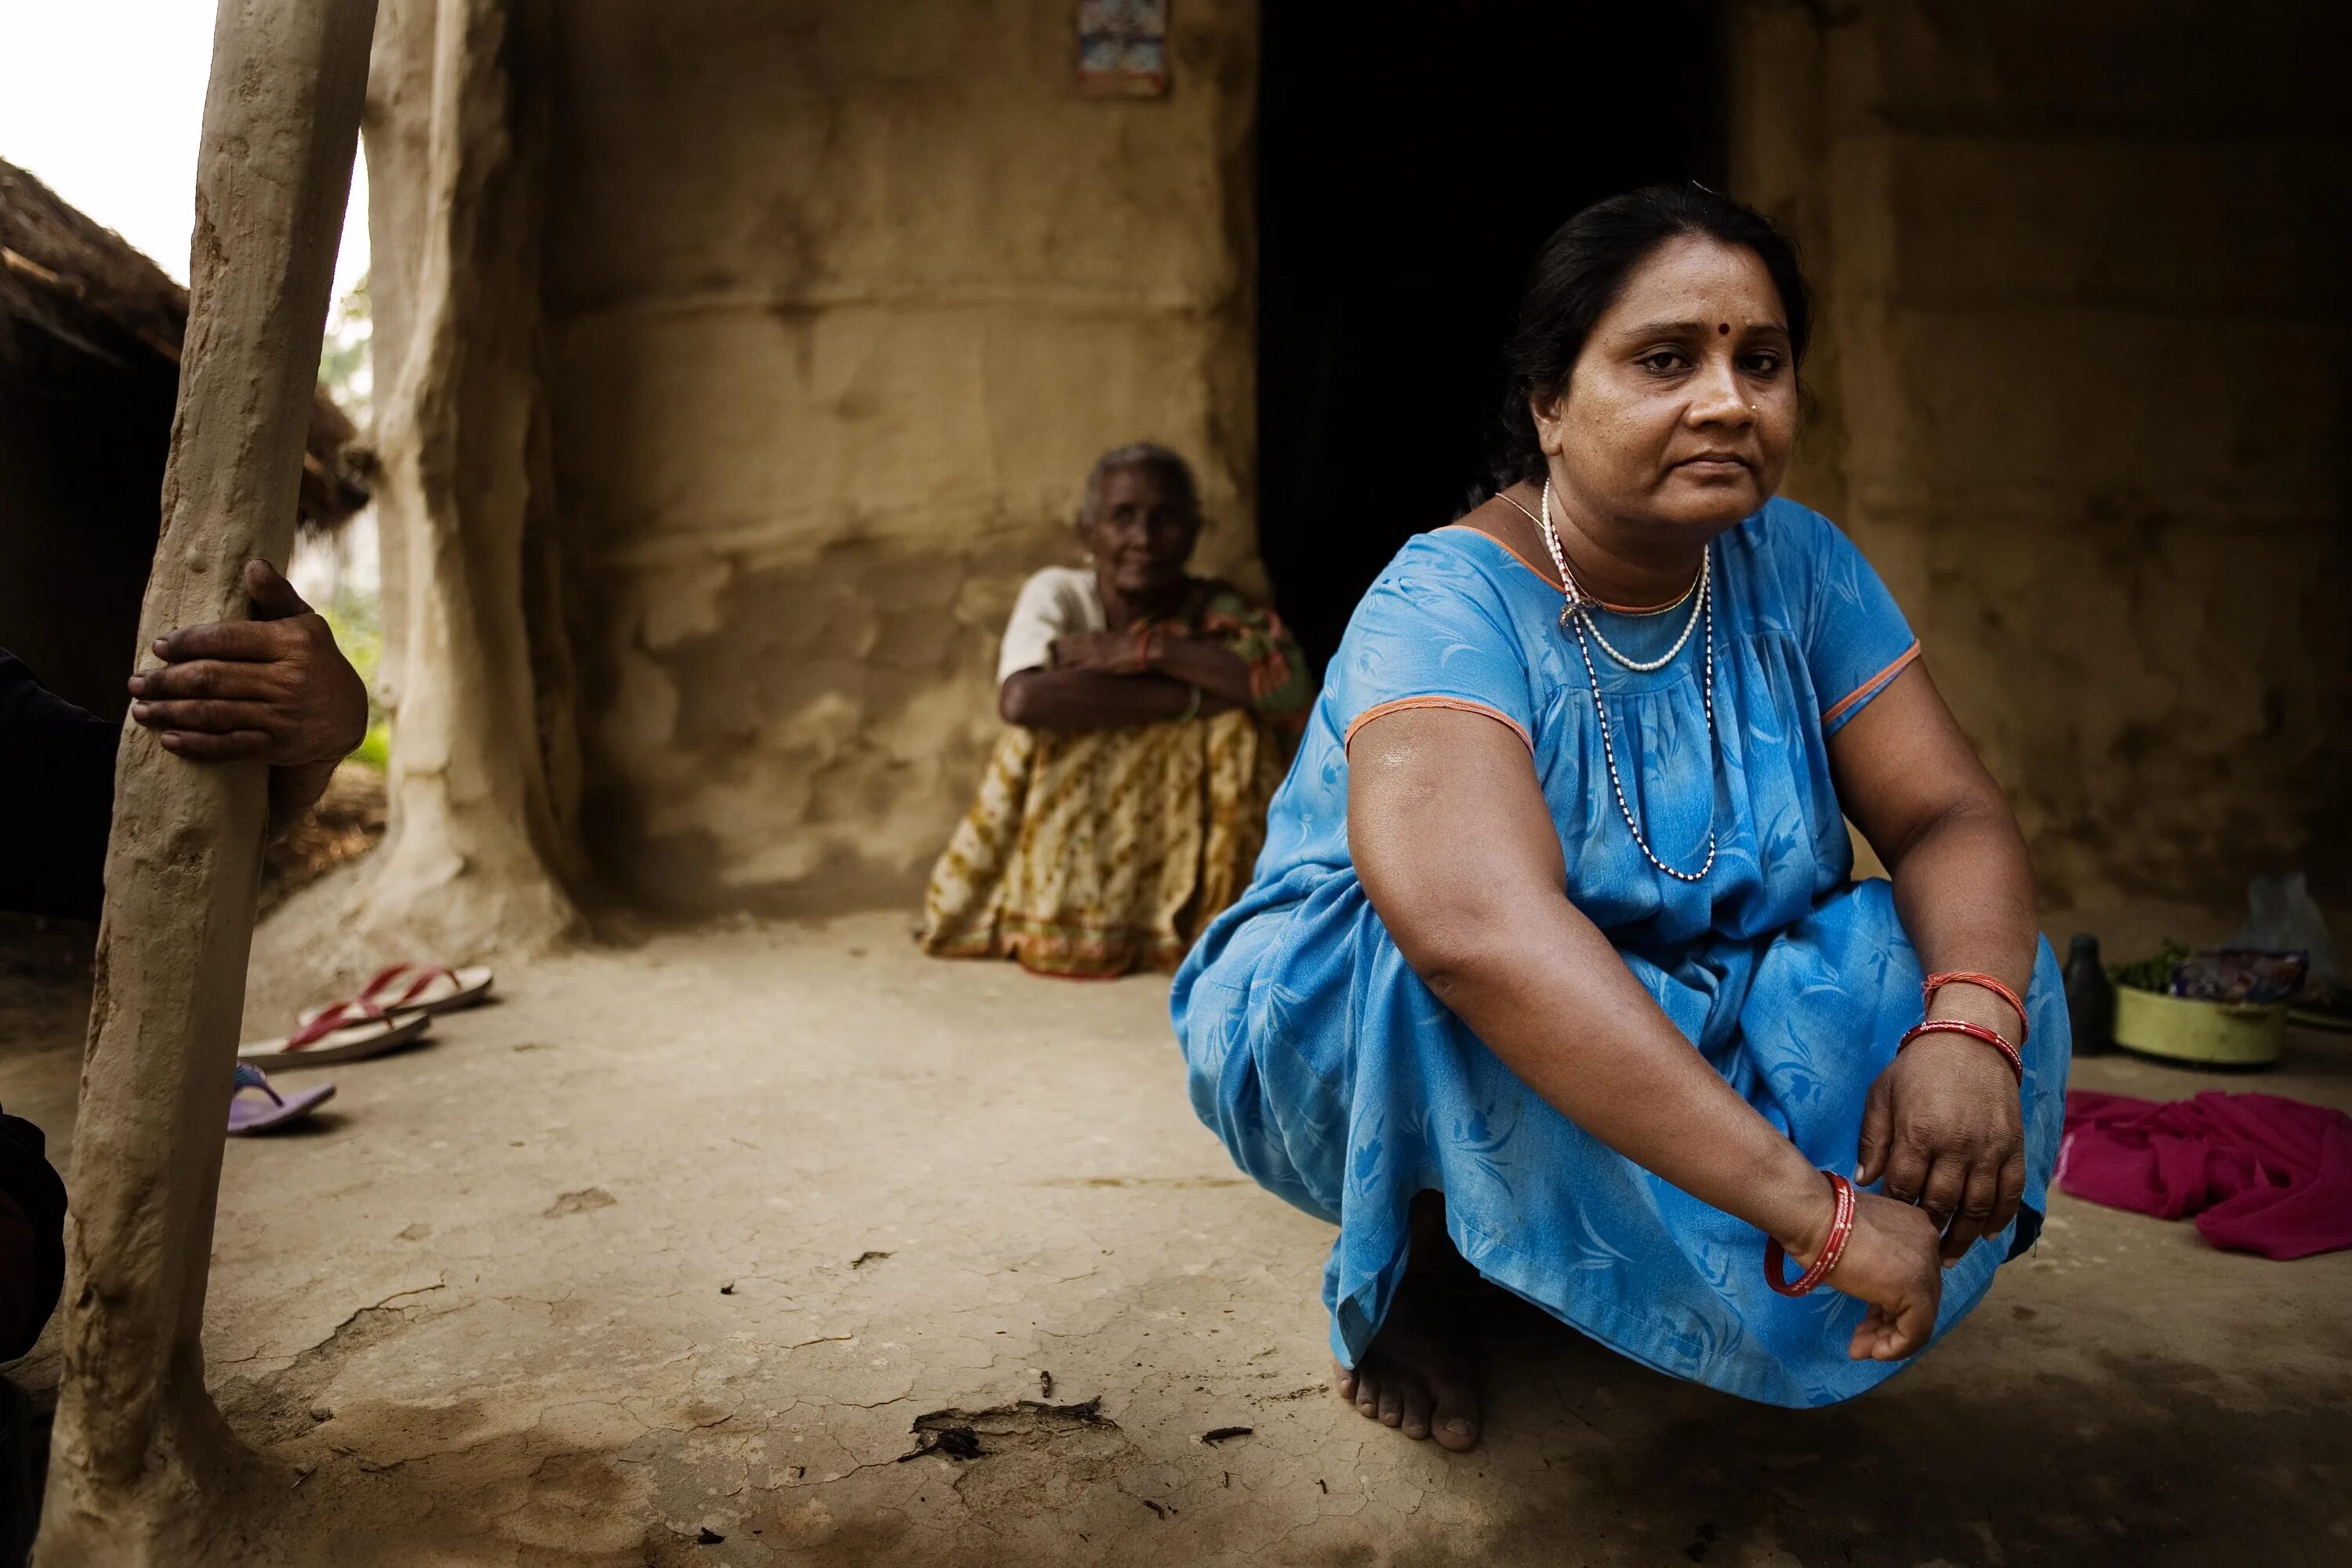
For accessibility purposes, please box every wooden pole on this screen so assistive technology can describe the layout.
[35,2,378,1562]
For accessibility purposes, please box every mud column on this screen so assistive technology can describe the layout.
[34,2,377,1563]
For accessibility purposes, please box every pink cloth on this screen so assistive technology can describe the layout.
[2058,1089,2352,1261]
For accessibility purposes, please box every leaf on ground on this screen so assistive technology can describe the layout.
[543,1187,616,1218]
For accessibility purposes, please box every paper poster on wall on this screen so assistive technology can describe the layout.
[1076,0,1170,97]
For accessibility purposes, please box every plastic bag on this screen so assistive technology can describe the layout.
[2172,949,2307,1004]
[2231,872,2340,987]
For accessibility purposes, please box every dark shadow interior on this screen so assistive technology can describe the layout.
[1257,0,1725,669]
[0,333,176,720]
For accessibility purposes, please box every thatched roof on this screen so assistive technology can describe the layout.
[0,157,369,529]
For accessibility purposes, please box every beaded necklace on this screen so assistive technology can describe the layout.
[1509,481,1719,884]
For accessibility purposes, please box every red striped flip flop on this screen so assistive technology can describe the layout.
[241,998,432,1071]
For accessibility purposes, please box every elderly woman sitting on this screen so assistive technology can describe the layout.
[920,445,1308,978]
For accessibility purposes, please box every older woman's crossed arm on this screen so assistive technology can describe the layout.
[1348,705,1947,1359]
[999,630,1256,734]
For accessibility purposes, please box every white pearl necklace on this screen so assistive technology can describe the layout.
[1528,480,1719,884]
[1513,481,1708,667]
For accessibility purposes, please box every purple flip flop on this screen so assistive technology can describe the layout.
[227,1062,335,1135]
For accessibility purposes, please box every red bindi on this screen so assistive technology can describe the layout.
[1718,322,1731,335]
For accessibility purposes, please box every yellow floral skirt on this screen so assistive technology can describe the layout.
[919,709,1287,978]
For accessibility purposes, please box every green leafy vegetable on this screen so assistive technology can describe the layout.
[2109,942,2191,995]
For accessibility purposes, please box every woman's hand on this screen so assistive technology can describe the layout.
[1140,630,1258,711]
[1856,1032,2026,1264]
[1811,1190,1944,1360]
[1050,630,1144,675]
[1049,629,1257,711]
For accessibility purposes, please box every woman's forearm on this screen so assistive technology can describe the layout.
[1883,801,2039,1036]
[1830,665,2039,1039]
[1414,893,1838,1255]
[267,756,343,840]
[999,669,1230,733]
[1145,635,1256,709]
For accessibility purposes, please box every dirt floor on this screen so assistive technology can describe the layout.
[3,909,2349,1566]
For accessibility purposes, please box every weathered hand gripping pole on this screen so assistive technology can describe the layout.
[34,2,378,1563]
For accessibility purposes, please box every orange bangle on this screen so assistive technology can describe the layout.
[1922,970,2028,1044]
[1900,1018,2024,1083]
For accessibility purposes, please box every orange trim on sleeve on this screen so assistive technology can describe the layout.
[1437,523,1559,589]
[1821,641,1922,727]
[1344,696,1534,753]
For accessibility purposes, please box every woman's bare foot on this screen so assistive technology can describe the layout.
[1334,1191,1481,1450]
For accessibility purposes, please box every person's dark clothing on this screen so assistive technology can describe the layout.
[0,1115,65,1361]
[0,650,117,923]
[0,648,113,1361]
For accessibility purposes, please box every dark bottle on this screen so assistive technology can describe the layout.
[2063,935,2114,1056]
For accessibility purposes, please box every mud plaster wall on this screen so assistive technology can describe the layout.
[1730,0,2352,927]
[540,1,1259,913]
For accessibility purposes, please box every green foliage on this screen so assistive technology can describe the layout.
[349,721,390,771]
[318,589,389,771]
[318,271,372,423]
[317,593,381,693]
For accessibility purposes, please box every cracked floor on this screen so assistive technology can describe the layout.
[4,910,2350,1566]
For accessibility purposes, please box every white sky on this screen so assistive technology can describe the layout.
[0,0,370,299]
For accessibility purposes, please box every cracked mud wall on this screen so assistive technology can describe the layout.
[527,1,2339,926]
[540,2,1261,914]
[1730,0,2352,924]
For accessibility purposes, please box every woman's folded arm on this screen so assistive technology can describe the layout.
[999,667,1230,732]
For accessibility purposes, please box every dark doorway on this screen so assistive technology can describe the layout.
[1257,2,1724,668]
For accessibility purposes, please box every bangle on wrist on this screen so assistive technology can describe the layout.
[1764,1171,1856,1297]
[1899,1017,2024,1083]
[1921,971,2028,1044]
[1177,684,1203,722]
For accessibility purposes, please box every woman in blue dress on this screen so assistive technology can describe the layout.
[1172,186,2068,1450]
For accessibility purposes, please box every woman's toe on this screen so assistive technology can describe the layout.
[1333,1362,1356,1403]
[1352,1367,1381,1419]
[1377,1381,1404,1427]
[1400,1383,1434,1440]
[1428,1374,1480,1452]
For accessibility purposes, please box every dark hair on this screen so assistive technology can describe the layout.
[1080,441,1200,524]
[1487,183,1812,491]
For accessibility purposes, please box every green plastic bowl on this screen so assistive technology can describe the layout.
[2112,985,2285,1067]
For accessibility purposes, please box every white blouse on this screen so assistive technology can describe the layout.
[996,566,1108,684]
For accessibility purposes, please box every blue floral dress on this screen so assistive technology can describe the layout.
[1170,499,2071,1408]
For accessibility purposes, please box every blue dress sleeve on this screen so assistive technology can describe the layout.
[1324,533,1537,753]
[1781,504,1920,735]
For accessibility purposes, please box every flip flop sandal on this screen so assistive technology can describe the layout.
[227,1062,336,1135]
[240,999,432,1071]
[299,963,495,1025]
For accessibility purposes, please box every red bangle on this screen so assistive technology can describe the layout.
[1763,1171,1856,1298]
[1922,971,2028,1044]
[1131,622,1155,672]
[1899,1018,2024,1083]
